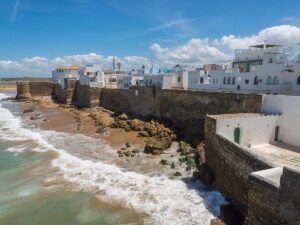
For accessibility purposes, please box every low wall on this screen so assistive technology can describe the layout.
[75,83,101,108]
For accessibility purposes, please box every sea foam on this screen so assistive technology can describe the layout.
[0,93,225,225]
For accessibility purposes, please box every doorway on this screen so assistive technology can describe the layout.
[275,126,280,142]
[234,127,241,144]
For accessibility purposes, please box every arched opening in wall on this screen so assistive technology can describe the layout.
[254,76,259,85]
[234,127,240,144]
[223,77,226,84]
[232,77,236,85]
[273,76,279,85]
[297,76,300,85]
[266,76,272,85]
[228,77,231,85]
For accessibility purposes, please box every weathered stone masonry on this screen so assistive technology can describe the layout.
[205,115,300,225]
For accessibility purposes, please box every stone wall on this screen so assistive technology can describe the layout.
[100,87,262,140]
[245,169,284,225]
[75,83,101,108]
[279,168,300,225]
[204,116,273,214]
[16,81,54,99]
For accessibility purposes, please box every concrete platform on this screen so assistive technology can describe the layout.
[249,143,300,171]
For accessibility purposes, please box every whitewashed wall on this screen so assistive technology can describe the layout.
[262,94,300,147]
[216,115,280,147]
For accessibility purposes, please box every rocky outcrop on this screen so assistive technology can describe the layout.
[144,137,172,155]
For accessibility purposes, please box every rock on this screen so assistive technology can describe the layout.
[144,137,172,155]
[127,119,144,131]
[197,163,215,185]
[174,171,182,177]
[118,152,124,157]
[30,113,42,120]
[131,153,135,157]
[43,118,49,122]
[132,149,140,154]
[138,131,149,137]
[160,159,170,165]
[118,113,128,120]
[124,150,131,157]
[210,219,225,225]
[109,122,119,128]
[23,108,35,113]
[171,162,175,169]
[125,142,131,148]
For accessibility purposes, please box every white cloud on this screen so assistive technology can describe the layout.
[150,38,229,66]
[214,25,300,50]
[150,25,300,65]
[0,53,151,77]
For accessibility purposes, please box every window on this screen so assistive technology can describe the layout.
[273,76,279,85]
[228,77,231,85]
[232,77,236,85]
[266,76,273,85]
[269,58,273,63]
[254,76,259,85]
[200,77,204,84]
[245,79,249,84]
[297,76,300,85]
[223,77,226,84]
[177,77,181,82]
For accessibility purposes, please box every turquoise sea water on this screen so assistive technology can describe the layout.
[0,92,225,225]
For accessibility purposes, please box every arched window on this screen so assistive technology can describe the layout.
[228,77,231,85]
[232,77,236,85]
[297,76,300,85]
[266,76,272,85]
[254,76,259,85]
[273,76,279,85]
[223,77,226,84]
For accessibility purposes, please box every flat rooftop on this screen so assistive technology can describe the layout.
[208,113,277,120]
[249,143,300,172]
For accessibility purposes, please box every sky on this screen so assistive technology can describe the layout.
[1,0,300,77]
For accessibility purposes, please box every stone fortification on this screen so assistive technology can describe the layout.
[100,86,262,139]
[16,81,54,99]
[205,115,300,225]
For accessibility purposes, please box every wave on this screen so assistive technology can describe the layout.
[0,92,225,225]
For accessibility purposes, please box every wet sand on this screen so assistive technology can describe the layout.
[35,97,146,149]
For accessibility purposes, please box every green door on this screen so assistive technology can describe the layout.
[234,127,240,144]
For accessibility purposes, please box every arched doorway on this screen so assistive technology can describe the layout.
[234,127,240,144]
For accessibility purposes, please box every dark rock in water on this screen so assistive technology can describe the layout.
[132,149,140,154]
[197,163,215,185]
[30,113,43,120]
[23,108,35,114]
[160,159,170,165]
[174,171,182,177]
[124,150,131,157]
[144,137,172,155]
[118,113,128,120]
[125,142,131,148]
[171,162,175,169]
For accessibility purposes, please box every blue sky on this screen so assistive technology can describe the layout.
[1,0,300,77]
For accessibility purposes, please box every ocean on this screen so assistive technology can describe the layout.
[0,92,225,225]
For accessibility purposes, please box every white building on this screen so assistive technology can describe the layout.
[117,75,144,89]
[188,68,211,90]
[52,64,79,88]
[209,43,300,95]
[79,64,104,88]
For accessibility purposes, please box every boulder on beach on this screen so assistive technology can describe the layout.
[23,108,35,114]
[118,113,128,120]
[144,137,172,155]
